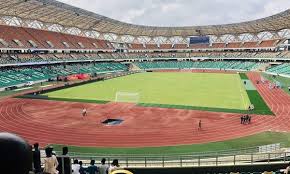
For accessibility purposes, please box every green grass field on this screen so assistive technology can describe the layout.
[45,72,251,110]
[50,132,290,155]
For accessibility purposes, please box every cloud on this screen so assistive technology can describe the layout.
[57,0,290,27]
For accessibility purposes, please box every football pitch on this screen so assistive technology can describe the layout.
[45,72,251,110]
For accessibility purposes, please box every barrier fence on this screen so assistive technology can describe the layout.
[48,151,290,174]
[37,144,290,174]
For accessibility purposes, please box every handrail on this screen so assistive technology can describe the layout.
[50,152,290,169]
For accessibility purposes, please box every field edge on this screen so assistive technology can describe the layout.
[49,131,290,155]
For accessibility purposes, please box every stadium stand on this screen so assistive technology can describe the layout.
[0,62,128,89]
[135,61,263,71]
[259,40,280,48]
[212,43,226,48]
[0,25,112,50]
[146,44,159,49]
[130,43,145,50]
[0,1,290,173]
[1,51,290,64]
[174,44,188,49]
[160,44,173,49]
[189,44,210,49]
[242,42,259,48]
[226,42,242,49]
[267,64,290,75]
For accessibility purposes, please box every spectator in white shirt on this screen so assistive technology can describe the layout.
[99,158,109,174]
[108,159,121,174]
[72,159,80,174]
[43,147,59,174]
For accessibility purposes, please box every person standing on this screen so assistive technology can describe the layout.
[43,147,59,174]
[108,159,121,174]
[87,160,98,174]
[245,115,249,124]
[33,143,41,174]
[57,146,71,174]
[79,161,86,174]
[99,158,109,174]
[72,159,80,174]
[241,116,244,124]
[198,120,202,130]
[82,108,87,117]
[284,162,290,174]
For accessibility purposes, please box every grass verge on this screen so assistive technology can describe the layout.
[49,132,290,155]
[246,91,273,115]
[239,73,273,115]
[239,73,249,80]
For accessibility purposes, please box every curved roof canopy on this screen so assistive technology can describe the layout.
[0,0,290,37]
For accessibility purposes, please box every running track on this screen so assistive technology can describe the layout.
[0,72,289,147]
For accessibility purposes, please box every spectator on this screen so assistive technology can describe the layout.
[57,146,71,174]
[0,132,32,174]
[72,159,80,174]
[43,147,59,174]
[79,161,86,174]
[33,143,41,174]
[87,160,98,174]
[99,158,109,174]
[285,162,290,174]
[108,159,121,174]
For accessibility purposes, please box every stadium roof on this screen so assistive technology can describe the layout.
[0,0,290,38]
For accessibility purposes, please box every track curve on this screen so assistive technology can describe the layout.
[0,72,289,147]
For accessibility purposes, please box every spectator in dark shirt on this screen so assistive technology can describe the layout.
[33,143,41,174]
[57,146,71,174]
[79,161,86,174]
[0,132,32,174]
[87,160,98,174]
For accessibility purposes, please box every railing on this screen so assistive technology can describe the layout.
[52,151,290,169]
[41,144,288,174]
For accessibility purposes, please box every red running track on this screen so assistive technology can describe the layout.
[0,72,289,147]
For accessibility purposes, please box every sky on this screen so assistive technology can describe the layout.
[58,0,290,27]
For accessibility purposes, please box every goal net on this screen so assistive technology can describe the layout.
[115,92,140,103]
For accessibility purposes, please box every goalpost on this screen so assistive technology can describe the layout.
[115,92,140,103]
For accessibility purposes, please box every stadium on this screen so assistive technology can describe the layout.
[0,0,290,174]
